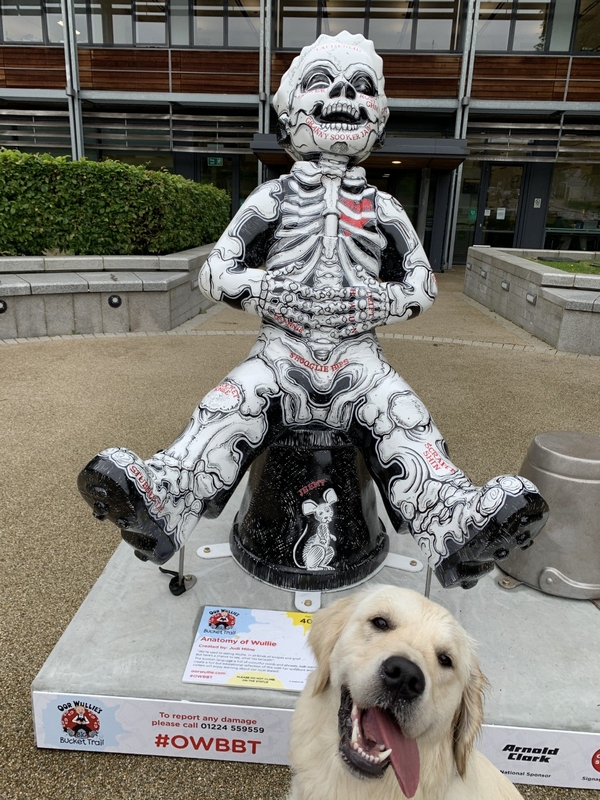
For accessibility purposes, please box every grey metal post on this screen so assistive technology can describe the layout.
[424,566,433,598]
[263,0,273,135]
[416,168,431,243]
[61,0,84,160]
[444,0,480,268]
[257,0,266,184]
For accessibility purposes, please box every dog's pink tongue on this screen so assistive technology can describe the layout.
[362,707,420,798]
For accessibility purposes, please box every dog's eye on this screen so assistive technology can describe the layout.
[437,653,453,668]
[370,617,390,631]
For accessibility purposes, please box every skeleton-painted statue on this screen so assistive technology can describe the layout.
[78,32,548,589]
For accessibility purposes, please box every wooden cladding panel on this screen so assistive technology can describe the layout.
[566,57,600,101]
[383,55,461,98]
[0,46,65,89]
[271,52,461,97]
[271,51,295,89]
[171,50,259,93]
[472,56,569,100]
[79,48,170,91]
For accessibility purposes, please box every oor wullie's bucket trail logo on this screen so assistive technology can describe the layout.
[60,702,102,740]
[208,610,238,630]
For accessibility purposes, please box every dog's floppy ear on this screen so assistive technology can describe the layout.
[452,657,488,778]
[308,595,355,695]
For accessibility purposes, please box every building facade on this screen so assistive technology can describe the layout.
[1,0,599,267]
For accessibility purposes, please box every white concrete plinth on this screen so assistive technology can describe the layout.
[32,482,600,788]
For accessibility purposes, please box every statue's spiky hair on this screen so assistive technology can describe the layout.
[273,31,386,117]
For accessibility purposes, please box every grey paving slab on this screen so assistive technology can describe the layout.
[0,273,31,296]
[17,272,89,294]
[541,287,600,311]
[133,270,189,290]
[158,245,212,271]
[102,256,161,271]
[78,271,143,292]
[573,274,600,291]
[44,256,104,272]
[0,256,44,272]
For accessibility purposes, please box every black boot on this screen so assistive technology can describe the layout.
[434,488,549,589]
[78,453,177,565]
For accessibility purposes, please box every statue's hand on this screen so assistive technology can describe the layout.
[310,285,391,337]
[258,275,391,338]
[257,273,317,336]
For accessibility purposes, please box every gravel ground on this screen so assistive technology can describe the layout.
[1,270,598,800]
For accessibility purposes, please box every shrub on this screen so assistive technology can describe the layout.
[0,149,230,256]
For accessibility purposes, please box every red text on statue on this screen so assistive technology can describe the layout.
[216,382,241,400]
[299,479,326,497]
[129,464,165,512]
[423,443,455,474]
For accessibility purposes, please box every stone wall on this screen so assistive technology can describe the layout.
[464,247,600,356]
[0,246,214,339]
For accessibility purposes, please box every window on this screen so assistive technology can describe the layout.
[512,0,550,50]
[90,0,133,43]
[170,0,191,43]
[414,0,461,49]
[475,0,588,51]
[276,0,318,48]
[574,0,600,51]
[136,1,167,44]
[548,0,576,50]
[368,0,413,50]
[477,0,514,49]
[193,0,223,45]
[228,0,260,47]
[545,163,600,250]
[1,0,43,42]
[0,0,595,52]
[320,0,365,38]
[275,0,463,50]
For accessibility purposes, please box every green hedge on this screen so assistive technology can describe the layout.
[0,149,230,256]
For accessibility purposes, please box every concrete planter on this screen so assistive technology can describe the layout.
[464,247,600,356]
[0,245,214,339]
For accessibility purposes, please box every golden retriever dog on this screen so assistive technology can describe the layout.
[288,585,522,800]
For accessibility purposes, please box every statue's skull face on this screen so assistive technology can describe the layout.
[278,42,389,163]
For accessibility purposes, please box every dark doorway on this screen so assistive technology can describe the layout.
[474,163,524,248]
[473,161,554,250]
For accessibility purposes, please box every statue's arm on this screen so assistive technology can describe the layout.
[376,191,438,324]
[199,181,281,315]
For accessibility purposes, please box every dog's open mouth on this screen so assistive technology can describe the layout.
[338,687,420,798]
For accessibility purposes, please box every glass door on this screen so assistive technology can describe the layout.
[475,164,523,248]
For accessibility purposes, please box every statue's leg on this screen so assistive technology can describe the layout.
[78,357,282,564]
[351,368,549,589]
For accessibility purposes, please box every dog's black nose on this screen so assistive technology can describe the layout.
[381,656,425,699]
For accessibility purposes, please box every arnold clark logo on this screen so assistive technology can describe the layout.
[502,743,559,763]
[58,700,105,747]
